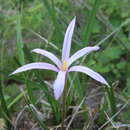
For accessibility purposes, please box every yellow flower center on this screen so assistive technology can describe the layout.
[61,60,68,71]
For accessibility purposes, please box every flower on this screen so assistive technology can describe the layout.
[10,17,108,100]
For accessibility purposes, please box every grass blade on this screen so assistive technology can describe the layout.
[83,0,102,44]
[41,0,63,43]
[16,12,25,65]
[105,86,117,117]
[0,40,11,128]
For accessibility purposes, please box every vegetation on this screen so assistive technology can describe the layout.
[0,0,130,129]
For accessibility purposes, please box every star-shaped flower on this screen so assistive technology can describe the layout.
[10,17,108,100]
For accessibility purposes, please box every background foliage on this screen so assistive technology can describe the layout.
[0,0,130,129]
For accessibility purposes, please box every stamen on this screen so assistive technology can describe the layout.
[61,60,68,71]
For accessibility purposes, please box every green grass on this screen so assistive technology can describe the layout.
[0,0,130,129]
[0,38,12,129]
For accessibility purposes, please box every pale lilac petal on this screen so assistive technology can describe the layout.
[69,66,108,85]
[62,17,76,61]
[32,48,61,68]
[68,46,99,66]
[53,71,66,100]
[10,62,59,75]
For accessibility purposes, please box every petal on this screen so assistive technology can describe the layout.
[32,48,61,68]
[10,62,59,75]
[62,17,76,61]
[69,66,108,85]
[68,46,99,66]
[53,71,66,100]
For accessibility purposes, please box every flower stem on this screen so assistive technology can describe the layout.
[61,79,67,130]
